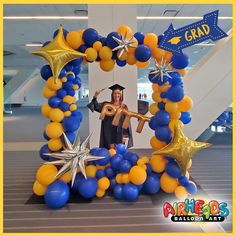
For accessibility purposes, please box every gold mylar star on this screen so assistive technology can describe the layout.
[153,121,211,175]
[32,25,85,83]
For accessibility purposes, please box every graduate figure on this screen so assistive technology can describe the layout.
[88,84,133,149]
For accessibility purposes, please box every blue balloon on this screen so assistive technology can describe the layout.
[96,169,105,179]
[113,184,123,200]
[64,64,73,72]
[149,116,159,130]
[73,66,81,75]
[136,184,143,192]
[134,32,144,45]
[62,116,81,132]
[43,131,50,141]
[95,149,110,166]
[43,41,51,47]
[155,126,172,142]
[104,167,115,179]
[40,65,52,80]
[135,45,151,62]
[166,161,181,178]
[155,110,170,126]
[178,176,189,186]
[44,180,70,209]
[71,110,82,121]
[109,178,117,191]
[57,89,67,99]
[167,86,184,102]
[116,143,127,155]
[180,112,192,124]
[106,32,122,48]
[157,102,166,110]
[67,90,75,96]
[59,68,67,78]
[70,58,83,67]
[59,102,69,112]
[48,96,61,108]
[119,160,132,173]
[143,174,160,194]
[78,44,87,53]
[99,36,107,46]
[72,173,84,192]
[78,178,98,198]
[146,163,152,174]
[53,28,69,39]
[82,28,99,47]
[124,152,138,166]
[61,131,75,144]
[63,82,74,91]
[122,184,139,201]
[116,59,127,67]
[111,154,124,170]
[171,53,189,69]
[39,144,51,161]
[186,181,197,194]
[169,76,183,86]
[160,92,167,99]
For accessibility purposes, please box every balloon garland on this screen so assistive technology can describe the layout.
[32,25,210,209]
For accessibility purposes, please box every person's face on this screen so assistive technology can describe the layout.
[113,89,122,102]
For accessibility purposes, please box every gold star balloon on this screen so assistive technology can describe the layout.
[153,121,211,175]
[32,25,85,83]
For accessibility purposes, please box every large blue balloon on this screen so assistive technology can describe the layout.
[111,154,124,170]
[48,96,61,108]
[62,116,81,132]
[124,151,138,165]
[122,184,139,201]
[149,116,159,130]
[155,110,170,126]
[73,66,82,75]
[61,131,76,144]
[78,44,88,53]
[67,90,75,96]
[70,58,83,67]
[40,65,52,80]
[104,167,115,179]
[119,160,132,173]
[71,110,82,121]
[72,173,84,192]
[59,102,69,111]
[56,89,67,99]
[82,28,99,47]
[99,36,107,46]
[53,28,69,39]
[44,180,70,209]
[116,143,127,155]
[166,161,181,178]
[113,184,124,200]
[178,176,189,186]
[143,174,160,194]
[135,45,151,62]
[106,32,122,48]
[180,112,192,124]
[63,82,73,91]
[39,144,51,161]
[134,32,144,45]
[186,181,197,194]
[171,53,189,69]
[95,148,110,166]
[155,126,172,142]
[78,178,98,198]
[167,86,184,102]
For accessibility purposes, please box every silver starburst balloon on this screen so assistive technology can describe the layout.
[44,132,105,187]
[112,31,137,58]
[149,57,175,83]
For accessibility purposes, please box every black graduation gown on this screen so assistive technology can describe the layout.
[87,97,133,149]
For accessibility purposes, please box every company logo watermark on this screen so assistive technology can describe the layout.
[163,199,229,222]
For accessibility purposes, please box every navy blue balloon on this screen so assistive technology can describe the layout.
[61,131,75,144]
[59,68,67,78]
[62,116,81,132]
[99,37,107,46]
[71,110,82,121]
[169,76,183,86]
[43,131,50,141]
[116,143,127,155]
[70,58,83,67]
[122,184,138,201]
[167,86,184,102]
[104,167,115,179]
[155,110,170,126]
[160,92,167,99]
[143,174,160,194]
[180,112,192,124]
[109,178,117,191]
[106,32,122,48]
[149,116,159,130]
[166,161,181,178]
[171,53,189,69]
[78,177,98,198]
[53,28,69,39]
[78,44,87,53]
[96,169,105,179]
[136,184,143,192]
[119,160,132,173]
[116,59,127,67]
[48,96,61,108]
[73,66,81,75]
[59,102,69,112]
[155,126,172,142]
[72,173,84,192]
[178,176,189,186]
[146,163,152,174]
[111,154,124,170]
[135,45,151,62]
[124,152,138,165]
[44,180,70,209]
[73,77,81,85]
[66,73,75,81]
[57,89,67,99]
[63,82,73,91]
[95,149,110,166]
[65,64,73,72]
[134,32,144,45]
[186,181,197,194]
[39,144,51,161]
[82,28,99,47]
[113,184,123,200]
[40,65,52,80]
[67,90,75,96]
[158,102,166,110]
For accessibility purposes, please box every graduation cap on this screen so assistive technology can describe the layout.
[109,84,125,91]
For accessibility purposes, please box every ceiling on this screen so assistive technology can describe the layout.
[3,4,232,85]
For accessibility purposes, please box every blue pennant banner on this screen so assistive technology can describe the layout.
[158,10,228,54]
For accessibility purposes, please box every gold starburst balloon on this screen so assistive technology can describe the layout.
[32,25,85,83]
[153,121,211,175]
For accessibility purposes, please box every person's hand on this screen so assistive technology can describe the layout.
[94,90,101,98]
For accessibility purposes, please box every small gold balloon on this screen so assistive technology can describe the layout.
[32,25,85,83]
[153,120,211,175]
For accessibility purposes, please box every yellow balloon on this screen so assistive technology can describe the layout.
[141,156,149,164]
[136,60,150,68]
[178,96,193,112]
[99,46,112,60]
[93,41,103,51]
[152,91,161,103]
[46,77,62,91]
[64,111,71,117]
[41,104,52,118]
[129,165,147,185]
[150,136,167,150]
[164,51,173,63]
[149,103,159,115]
[126,52,136,65]
[150,155,166,173]
[118,51,128,61]
[152,83,159,91]
[66,31,83,50]
[63,95,74,104]
[117,25,133,38]
[165,102,178,113]
[85,165,97,178]
[85,47,98,62]
[59,171,72,183]
[158,84,170,92]
[42,86,56,99]
[160,172,178,193]
[137,159,145,166]
[70,104,77,111]
[96,188,105,198]
[49,108,64,122]
[33,180,47,196]
[45,122,63,139]
[121,174,130,184]
[109,148,116,156]
[175,186,188,200]
[100,59,115,72]
[61,77,67,83]
[144,33,158,50]
[73,84,79,90]
[170,111,181,120]
[115,173,123,184]
[152,47,165,61]
[36,164,58,186]
[48,138,63,151]
[98,177,110,190]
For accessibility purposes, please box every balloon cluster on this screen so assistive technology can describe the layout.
[33,143,197,209]
[212,111,232,127]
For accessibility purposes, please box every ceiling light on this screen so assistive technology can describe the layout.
[4,16,88,20]
[137,16,232,20]
[25,43,43,47]
[195,43,215,46]
[193,51,199,54]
